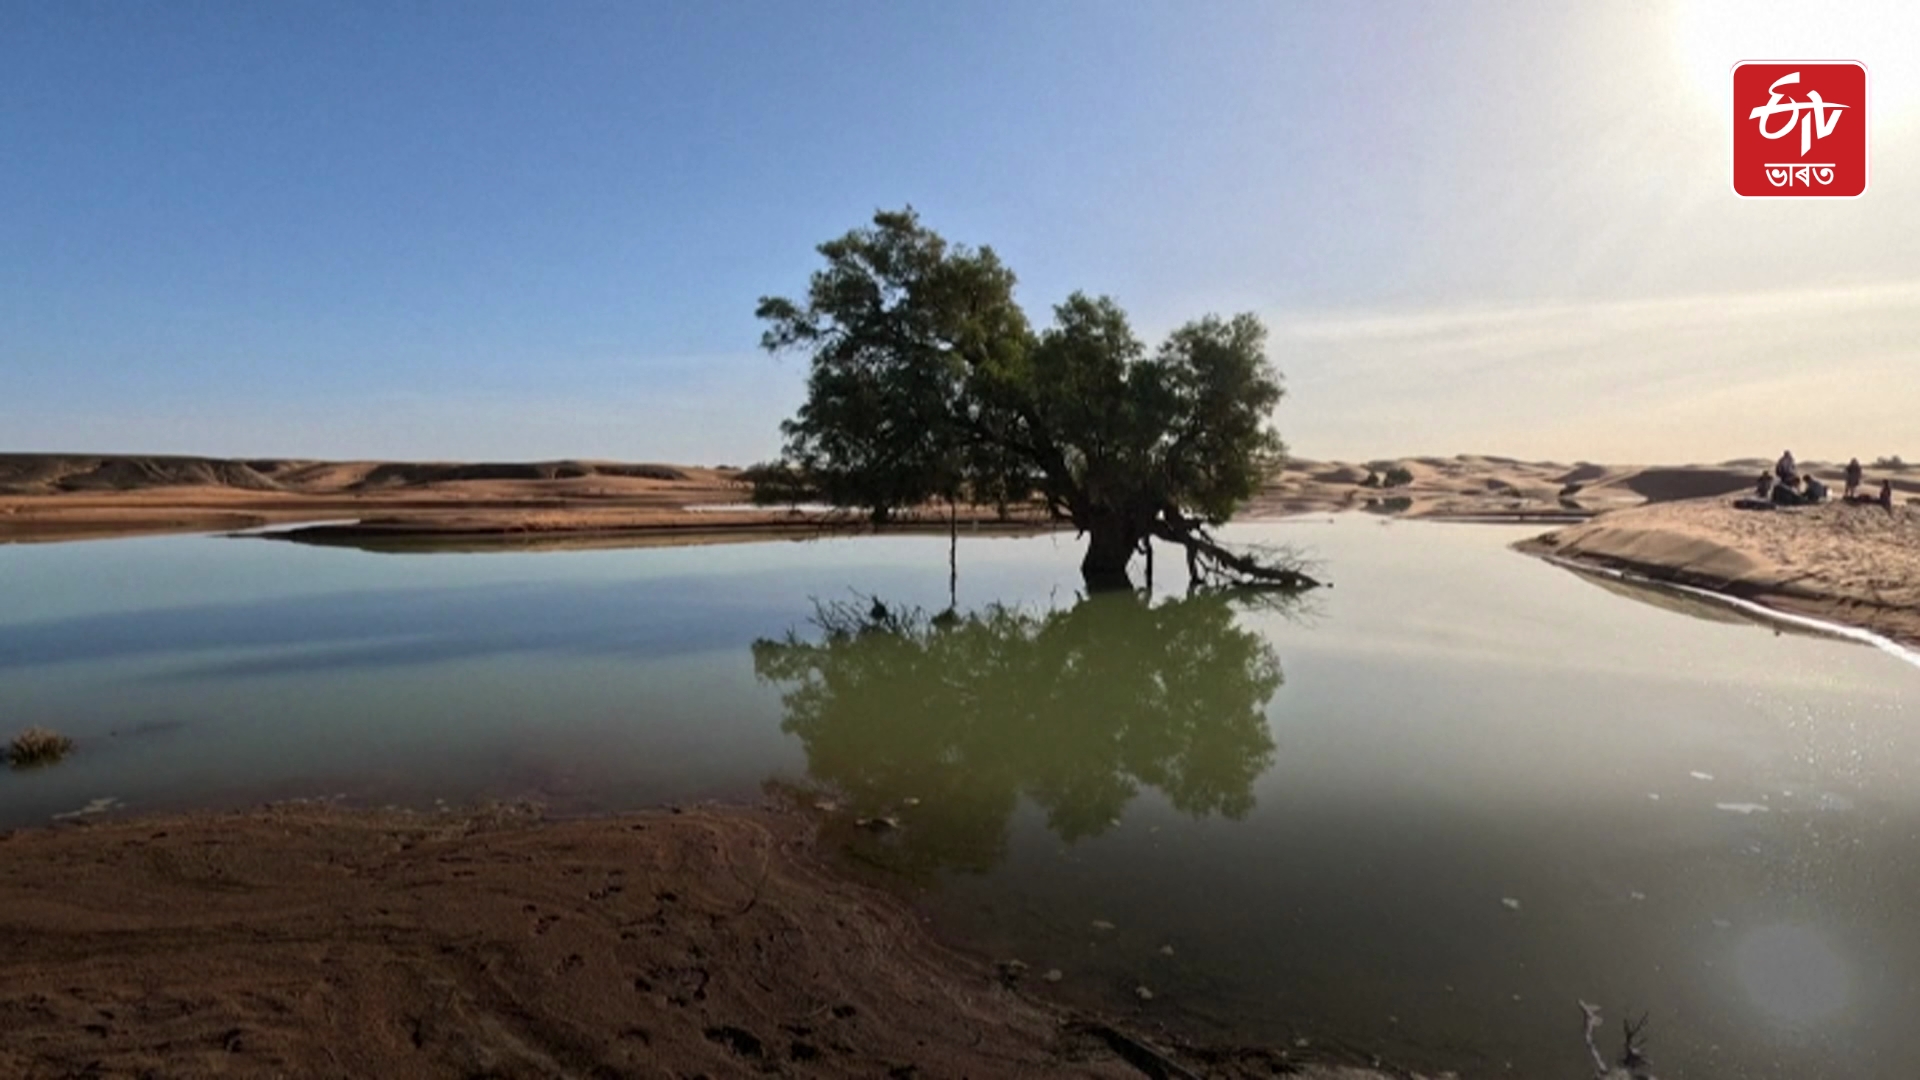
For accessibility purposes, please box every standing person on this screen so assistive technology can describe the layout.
[1880,479,1896,511]
[1845,458,1864,499]
[1776,450,1799,486]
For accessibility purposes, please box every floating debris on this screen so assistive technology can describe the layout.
[900,797,921,808]
[1043,969,1063,983]
[1501,897,1522,911]
[1647,793,1661,801]
[1714,802,1769,815]
[854,815,901,831]
[1629,890,1648,902]
[1689,771,1715,782]
[1134,985,1154,1001]
[1090,919,1116,932]
[813,799,839,813]
[1157,944,1175,957]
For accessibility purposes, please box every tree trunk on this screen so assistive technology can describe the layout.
[947,498,958,610]
[1079,514,1139,592]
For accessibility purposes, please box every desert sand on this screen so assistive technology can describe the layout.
[0,451,1791,547]
[0,455,755,544]
[0,454,1059,546]
[0,801,1408,1080]
[1251,454,1763,519]
[1522,492,1920,648]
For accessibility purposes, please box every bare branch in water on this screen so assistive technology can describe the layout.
[1580,1001,1656,1079]
[1150,512,1322,592]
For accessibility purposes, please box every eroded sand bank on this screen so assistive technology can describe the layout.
[1521,496,1920,648]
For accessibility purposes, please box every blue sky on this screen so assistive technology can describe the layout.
[4,1,1915,464]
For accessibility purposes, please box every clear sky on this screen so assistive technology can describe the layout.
[3,0,1915,465]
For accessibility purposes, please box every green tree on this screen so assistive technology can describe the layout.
[756,208,1316,591]
[753,591,1287,875]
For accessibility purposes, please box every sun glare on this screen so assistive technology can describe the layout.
[1672,0,1918,117]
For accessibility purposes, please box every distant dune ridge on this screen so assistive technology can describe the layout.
[0,454,690,496]
[1251,454,1788,518]
[0,454,746,543]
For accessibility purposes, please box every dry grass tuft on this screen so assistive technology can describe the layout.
[8,726,75,768]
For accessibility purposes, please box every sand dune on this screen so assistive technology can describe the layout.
[1250,455,1794,520]
[0,455,752,544]
[0,455,694,496]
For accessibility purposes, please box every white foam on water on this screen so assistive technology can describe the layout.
[52,796,122,820]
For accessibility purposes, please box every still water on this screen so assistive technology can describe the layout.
[2,518,1916,1077]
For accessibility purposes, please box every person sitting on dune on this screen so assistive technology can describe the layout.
[1881,479,1896,511]
[1845,458,1864,499]
[1771,477,1805,507]
[1754,471,1773,500]
[1804,475,1829,503]
[1776,450,1799,486]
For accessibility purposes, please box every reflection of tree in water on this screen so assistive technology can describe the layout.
[752,591,1286,874]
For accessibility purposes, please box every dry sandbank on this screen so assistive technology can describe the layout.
[1521,496,1920,648]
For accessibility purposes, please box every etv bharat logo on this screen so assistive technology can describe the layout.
[1733,61,1868,197]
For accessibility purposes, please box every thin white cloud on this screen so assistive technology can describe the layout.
[1271,281,1920,463]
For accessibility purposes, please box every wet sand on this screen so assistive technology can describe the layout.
[0,802,1410,1080]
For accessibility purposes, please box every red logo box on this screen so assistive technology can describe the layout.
[1733,61,1868,197]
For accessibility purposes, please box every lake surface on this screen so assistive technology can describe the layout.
[3,518,1917,1078]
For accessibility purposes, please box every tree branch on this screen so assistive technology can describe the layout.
[1149,511,1320,591]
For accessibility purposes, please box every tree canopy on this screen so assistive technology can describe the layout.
[755,208,1316,591]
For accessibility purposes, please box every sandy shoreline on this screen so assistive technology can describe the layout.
[1520,496,1920,649]
[0,801,1405,1080]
